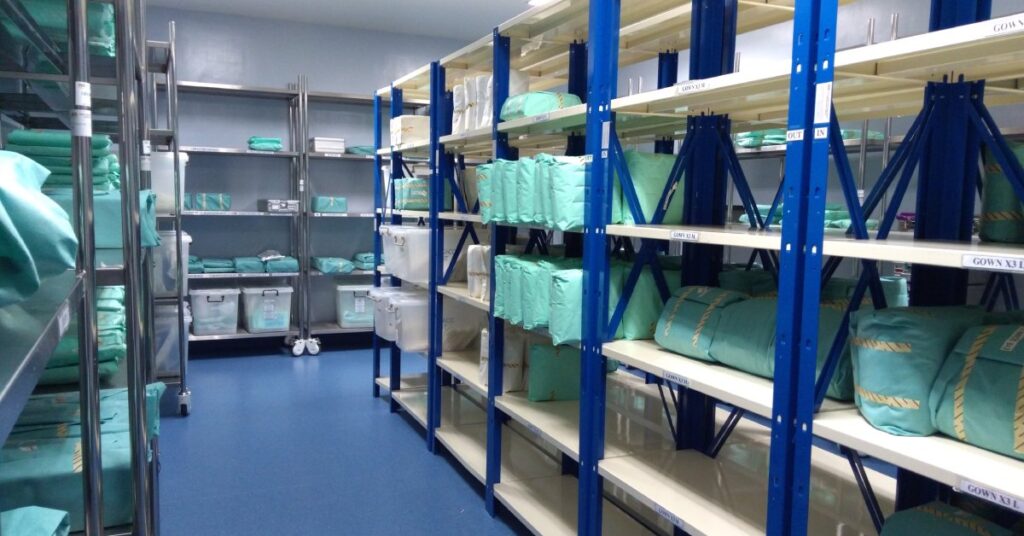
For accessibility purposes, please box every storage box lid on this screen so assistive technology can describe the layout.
[241,286,294,295]
[189,288,239,296]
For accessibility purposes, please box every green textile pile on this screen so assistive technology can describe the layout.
[0,506,70,536]
[313,257,355,274]
[351,252,376,271]
[188,255,204,274]
[248,136,283,152]
[265,256,299,273]
[395,178,429,210]
[201,258,235,273]
[527,344,620,402]
[880,502,1012,535]
[312,196,348,213]
[0,384,165,533]
[47,189,160,249]
[346,146,375,156]
[0,151,77,307]
[499,92,583,122]
[233,257,265,274]
[184,193,231,211]
[980,142,1024,244]
[41,286,127,386]
[0,0,116,57]
[6,130,120,191]
[734,128,884,148]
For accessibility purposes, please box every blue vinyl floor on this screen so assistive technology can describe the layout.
[158,346,521,535]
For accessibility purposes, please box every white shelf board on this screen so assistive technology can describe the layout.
[599,416,895,536]
[309,323,372,336]
[815,409,1024,509]
[495,372,675,462]
[378,209,430,220]
[181,210,295,217]
[310,269,375,277]
[308,152,376,161]
[436,421,563,485]
[438,211,483,223]
[187,272,298,280]
[607,224,778,250]
[393,389,428,428]
[437,283,489,313]
[374,374,428,392]
[181,145,298,158]
[437,350,486,397]
[494,474,655,536]
[439,126,493,153]
[603,339,852,420]
[376,140,430,157]
[310,212,376,218]
[189,327,298,342]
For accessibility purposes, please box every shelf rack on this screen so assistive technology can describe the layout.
[0,0,165,532]
[369,1,1024,535]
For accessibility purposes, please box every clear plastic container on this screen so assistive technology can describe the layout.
[155,303,191,376]
[151,151,189,214]
[241,286,294,333]
[368,287,417,341]
[189,288,240,335]
[152,231,191,298]
[336,285,373,328]
[392,293,430,353]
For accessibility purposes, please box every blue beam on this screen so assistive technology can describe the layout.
[578,0,620,532]
[426,61,444,452]
[655,51,679,155]
[389,86,404,414]
[566,40,588,257]
[767,0,840,533]
[372,93,384,399]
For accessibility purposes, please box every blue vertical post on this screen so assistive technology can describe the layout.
[566,40,588,257]
[911,1,991,308]
[427,62,444,452]
[578,0,620,533]
[372,94,383,398]
[389,87,404,413]
[654,51,678,155]
[767,0,839,533]
[485,27,514,516]
[676,0,737,453]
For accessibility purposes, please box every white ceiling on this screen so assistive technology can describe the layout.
[147,0,529,41]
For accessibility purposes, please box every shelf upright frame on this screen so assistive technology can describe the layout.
[372,92,385,397]
[388,86,405,413]
[766,0,841,533]
[578,0,620,533]
[484,27,515,516]
[427,61,444,451]
[68,0,103,532]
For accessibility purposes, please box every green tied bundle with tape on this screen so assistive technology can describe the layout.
[655,286,748,361]
[395,178,429,210]
[233,257,265,274]
[188,193,231,211]
[527,344,619,402]
[499,92,583,122]
[931,324,1024,460]
[850,306,986,436]
[617,150,684,226]
[880,501,1012,536]
[476,163,494,224]
[981,143,1024,244]
[312,196,348,213]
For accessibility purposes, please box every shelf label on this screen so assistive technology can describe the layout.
[669,230,699,242]
[74,81,92,107]
[655,504,684,529]
[813,82,833,124]
[324,153,343,158]
[958,480,1024,513]
[360,213,374,218]
[526,423,542,436]
[57,303,71,337]
[534,112,551,124]
[962,254,1024,273]
[992,17,1024,37]
[663,371,690,387]
[142,140,152,156]
[140,155,151,172]
[70,109,92,137]
[814,127,829,140]
[675,80,709,95]
[786,129,804,142]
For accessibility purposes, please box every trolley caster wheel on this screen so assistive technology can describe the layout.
[179,404,190,417]
[307,338,321,356]
[291,339,306,357]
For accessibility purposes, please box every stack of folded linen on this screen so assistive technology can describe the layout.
[41,286,127,385]
[0,0,116,57]
[6,130,120,191]
[248,136,283,152]
[201,258,235,274]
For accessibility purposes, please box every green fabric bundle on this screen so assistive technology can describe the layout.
[8,130,112,150]
[188,255,204,273]
[618,150,685,225]
[43,285,127,384]
[351,252,376,271]
[187,193,231,211]
[0,506,70,536]
[547,266,625,345]
[513,157,539,224]
[313,257,355,274]
[233,257,265,273]
[395,178,429,210]
[549,156,587,231]
[0,151,78,306]
[265,256,299,273]
[520,257,581,330]
[528,344,582,402]
[718,267,776,296]
[655,286,749,361]
[476,163,495,224]
[5,144,111,158]
[346,146,375,156]
[0,0,116,57]
[248,136,283,152]
[931,324,1024,460]
[201,258,235,273]
[880,502,1011,536]
[850,306,985,436]
[312,196,348,213]
[980,143,1024,244]
[48,190,159,248]
[500,92,583,122]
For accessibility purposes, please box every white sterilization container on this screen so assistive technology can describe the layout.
[369,287,417,341]
[189,288,240,336]
[152,230,192,298]
[391,293,430,353]
[336,285,373,329]
[241,286,294,333]
[155,303,191,376]
[151,151,189,214]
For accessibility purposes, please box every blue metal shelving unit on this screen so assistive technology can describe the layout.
[372,1,1024,533]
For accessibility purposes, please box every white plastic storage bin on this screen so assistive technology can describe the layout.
[152,151,188,214]
[155,303,191,376]
[152,231,192,298]
[369,287,417,341]
[241,287,294,333]
[379,226,431,284]
[336,285,373,328]
[189,288,240,336]
[391,293,430,353]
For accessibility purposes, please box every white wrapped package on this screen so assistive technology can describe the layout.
[389,115,430,147]
[452,84,466,136]
[479,325,526,392]
[509,69,530,98]
[478,76,494,130]
[442,299,485,351]
[441,228,469,283]
[467,244,491,300]
[463,77,478,133]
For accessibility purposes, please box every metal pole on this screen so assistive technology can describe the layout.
[372,93,383,397]
[426,61,443,452]
[115,0,152,531]
[167,21,190,415]
[69,0,103,532]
